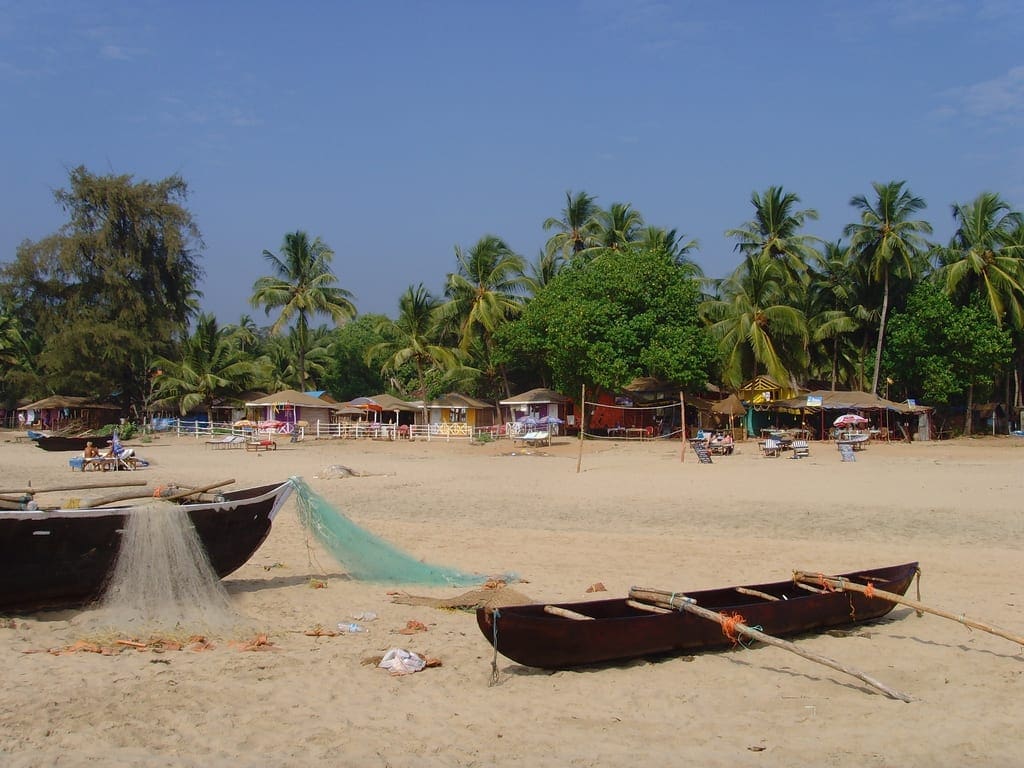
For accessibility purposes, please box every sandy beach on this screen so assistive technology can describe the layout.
[1,431,1022,767]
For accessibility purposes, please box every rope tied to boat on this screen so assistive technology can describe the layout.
[817,572,838,592]
[489,609,501,686]
[864,581,875,599]
[720,612,747,645]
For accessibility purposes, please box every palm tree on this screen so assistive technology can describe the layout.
[700,255,807,389]
[543,190,600,261]
[369,284,459,399]
[934,192,1024,328]
[152,313,266,425]
[637,226,703,276]
[262,325,336,391]
[591,202,644,252]
[441,235,528,397]
[726,186,820,279]
[807,242,866,389]
[523,249,564,297]
[251,231,356,390]
[844,181,932,395]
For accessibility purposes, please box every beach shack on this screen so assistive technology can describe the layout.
[425,393,496,436]
[499,388,571,433]
[245,389,338,434]
[17,395,121,432]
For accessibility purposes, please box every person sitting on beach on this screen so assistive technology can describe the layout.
[83,441,99,459]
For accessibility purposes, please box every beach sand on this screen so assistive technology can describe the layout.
[0,431,1021,767]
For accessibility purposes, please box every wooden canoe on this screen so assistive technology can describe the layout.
[0,481,293,612]
[477,562,918,669]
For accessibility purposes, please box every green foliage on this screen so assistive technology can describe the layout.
[0,167,203,405]
[884,283,1013,404]
[497,246,716,396]
[323,314,388,400]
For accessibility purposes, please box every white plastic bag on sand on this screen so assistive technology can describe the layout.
[379,648,426,675]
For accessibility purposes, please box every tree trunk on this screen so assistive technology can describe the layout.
[965,382,974,436]
[871,274,890,396]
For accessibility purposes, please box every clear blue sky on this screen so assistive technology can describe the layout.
[3,1,1023,323]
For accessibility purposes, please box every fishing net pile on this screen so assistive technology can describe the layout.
[87,499,244,638]
[290,476,497,587]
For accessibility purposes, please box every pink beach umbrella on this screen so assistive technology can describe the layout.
[833,413,869,427]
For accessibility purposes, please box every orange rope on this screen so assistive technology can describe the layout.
[153,486,165,498]
[720,612,746,644]
[817,573,837,592]
[864,582,875,599]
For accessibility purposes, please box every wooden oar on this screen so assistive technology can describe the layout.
[630,586,912,702]
[792,571,1024,648]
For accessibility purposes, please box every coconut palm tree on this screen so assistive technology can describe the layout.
[804,242,864,389]
[523,249,565,297]
[844,181,932,395]
[251,231,356,390]
[700,255,807,389]
[591,202,644,252]
[726,186,820,279]
[152,313,266,425]
[934,192,1024,328]
[543,190,601,261]
[441,235,528,396]
[369,284,459,400]
[637,226,703,276]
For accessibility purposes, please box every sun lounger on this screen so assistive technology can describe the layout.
[519,430,550,447]
[246,439,277,452]
[206,435,246,449]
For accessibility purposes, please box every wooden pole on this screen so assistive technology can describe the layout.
[629,587,912,702]
[679,392,686,463]
[792,571,1024,648]
[544,605,593,620]
[81,479,235,508]
[0,480,148,495]
[576,384,586,474]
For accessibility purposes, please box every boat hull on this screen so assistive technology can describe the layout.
[477,562,918,668]
[33,436,110,452]
[0,481,293,612]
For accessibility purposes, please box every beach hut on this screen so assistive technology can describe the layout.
[425,393,496,436]
[763,390,932,441]
[499,388,571,431]
[245,390,339,434]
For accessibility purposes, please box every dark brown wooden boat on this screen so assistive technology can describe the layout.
[32,435,110,452]
[0,481,293,612]
[477,562,919,669]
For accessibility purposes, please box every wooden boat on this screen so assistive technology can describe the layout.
[477,562,918,669]
[33,435,110,452]
[0,481,293,612]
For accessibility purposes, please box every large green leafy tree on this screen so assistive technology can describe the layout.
[497,246,717,409]
[884,283,1012,434]
[844,180,932,395]
[251,231,356,390]
[0,166,203,406]
[152,313,266,424]
[322,314,389,400]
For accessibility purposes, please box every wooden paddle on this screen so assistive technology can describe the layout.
[630,586,912,702]
[792,571,1024,648]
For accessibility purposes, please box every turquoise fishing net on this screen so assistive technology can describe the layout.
[289,476,489,586]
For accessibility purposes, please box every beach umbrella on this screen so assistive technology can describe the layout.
[833,413,868,427]
[517,415,539,427]
[540,415,564,425]
[233,419,254,428]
